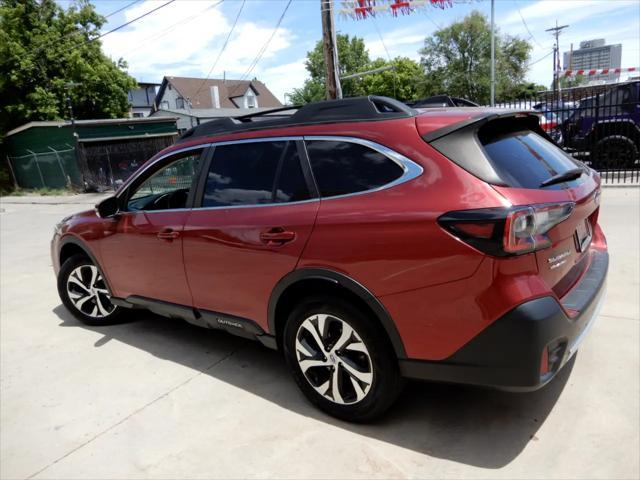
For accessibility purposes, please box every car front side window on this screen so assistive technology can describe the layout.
[126,149,203,212]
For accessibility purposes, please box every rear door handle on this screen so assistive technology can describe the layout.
[157,229,180,241]
[260,227,296,245]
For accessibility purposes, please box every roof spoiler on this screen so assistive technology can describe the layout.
[422,111,540,143]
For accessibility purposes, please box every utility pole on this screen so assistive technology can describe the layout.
[64,82,81,139]
[64,81,82,186]
[545,21,569,99]
[490,0,495,107]
[320,0,342,99]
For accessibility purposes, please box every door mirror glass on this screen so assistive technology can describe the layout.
[96,196,119,218]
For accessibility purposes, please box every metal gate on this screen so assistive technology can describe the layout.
[77,136,176,190]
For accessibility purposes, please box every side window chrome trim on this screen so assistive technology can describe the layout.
[302,135,424,201]
[121,135,423,209]
[119,137,303,199]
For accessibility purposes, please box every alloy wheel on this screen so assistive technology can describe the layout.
[66,265,116,318]
[295,313,373,405]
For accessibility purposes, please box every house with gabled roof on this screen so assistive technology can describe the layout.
[152,76,282,112]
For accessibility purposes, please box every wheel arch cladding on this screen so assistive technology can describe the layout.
[59,241,88,266]
[58,236,113,292]
[268,268,407,358]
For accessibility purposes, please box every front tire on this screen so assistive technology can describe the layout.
[283,296,403,422]
[57,254,122,326]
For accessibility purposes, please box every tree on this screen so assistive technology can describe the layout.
[0,0,137,134]
[288,34,424,104]
[289,34,370,104]
[511,81,548,99]
[360,57,425,101]
[419,11,531,104]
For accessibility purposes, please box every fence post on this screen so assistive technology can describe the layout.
[5,155,19,189]
[27,149,46,188]
[104,146,115,191]
[49,147,70,188]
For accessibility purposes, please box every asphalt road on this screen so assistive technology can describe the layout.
[1,189,638,479]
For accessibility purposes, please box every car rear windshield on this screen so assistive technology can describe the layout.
[479,127,580,189]
[427,115,584,189]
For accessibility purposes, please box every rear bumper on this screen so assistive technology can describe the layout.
[399,250,608,391]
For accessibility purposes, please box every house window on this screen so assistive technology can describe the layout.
[160,100,169,110]
[176,97,185,109]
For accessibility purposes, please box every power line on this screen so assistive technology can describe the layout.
[516,5,546,49]
[123,0,225,57]
[104,0,142,19]
[193,0,247,100]
[528,50,553,67]
[92,0,176,43]
[0,0,160,67]
[371,16,397,99]
[230,0,293,97]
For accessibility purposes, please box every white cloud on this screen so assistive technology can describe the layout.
[102,0,294,87]
[363,26,426,61]
[257,58,308,102]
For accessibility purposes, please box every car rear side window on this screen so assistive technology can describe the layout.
[305,140,403,198]
[202,141,310,207]
[480,128,580,189]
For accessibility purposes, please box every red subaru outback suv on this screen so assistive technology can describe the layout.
[52,97,608,421]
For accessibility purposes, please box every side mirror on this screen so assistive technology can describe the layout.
[96,196,120,218]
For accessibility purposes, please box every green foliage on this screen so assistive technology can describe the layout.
[0,0,137,134]
[511,81,548,99]
[361,57,425,102]
[288,34,425,104]
[419,10,532,104]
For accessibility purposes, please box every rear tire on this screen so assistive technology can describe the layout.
[57,254,123,326]
[591,135,639,169]
[283,295,404,422]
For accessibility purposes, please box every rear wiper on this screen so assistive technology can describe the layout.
[539,168,584,188]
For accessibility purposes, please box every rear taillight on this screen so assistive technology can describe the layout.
[439,202,574,256]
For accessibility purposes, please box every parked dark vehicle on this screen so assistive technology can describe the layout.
[561,80,640,168]
[52,97,607,422]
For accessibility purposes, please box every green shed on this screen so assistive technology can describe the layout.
[5,117,178,190]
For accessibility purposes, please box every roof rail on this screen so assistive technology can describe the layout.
[176,96,416,143]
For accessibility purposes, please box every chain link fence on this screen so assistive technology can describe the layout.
[6,147,83,189]
[6,136,176,191]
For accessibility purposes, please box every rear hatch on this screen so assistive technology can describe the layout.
[420,111,601,298]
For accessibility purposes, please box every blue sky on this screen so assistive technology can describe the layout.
[60,0,640,101]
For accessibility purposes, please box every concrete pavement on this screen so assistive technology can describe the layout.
[1,189,638,479]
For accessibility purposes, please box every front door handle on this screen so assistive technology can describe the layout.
[260,227,296,245]
[157,229,180,241]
